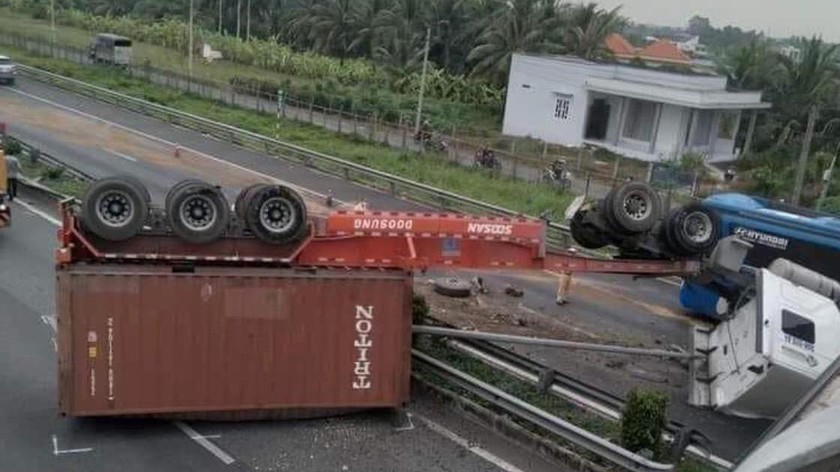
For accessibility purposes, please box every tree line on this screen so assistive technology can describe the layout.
[19,0,626,83]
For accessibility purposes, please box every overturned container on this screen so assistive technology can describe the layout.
[57,264,412,418]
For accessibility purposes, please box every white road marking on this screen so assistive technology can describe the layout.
[51,434,93,455]
[13,199,61,227]
[393,411,415,431]
[40,315,57,332]
[8,87,348,206]
[657,276,683,287]
[104,148,137,162]
[173,421,235,465]
[413,413,525,472]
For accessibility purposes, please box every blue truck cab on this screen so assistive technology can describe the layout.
[679,193,840,318]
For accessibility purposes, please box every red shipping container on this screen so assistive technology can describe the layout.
[57,265,412,418]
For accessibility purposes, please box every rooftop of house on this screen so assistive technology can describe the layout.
[606,33,693,65]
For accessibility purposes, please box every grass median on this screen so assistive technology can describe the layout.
[0,44,573,218]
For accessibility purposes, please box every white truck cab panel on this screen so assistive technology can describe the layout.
[690,267,840,419]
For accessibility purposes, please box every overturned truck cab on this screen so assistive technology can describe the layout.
[689,256,840,419]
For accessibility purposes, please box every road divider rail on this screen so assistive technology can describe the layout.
[16,64,573,249]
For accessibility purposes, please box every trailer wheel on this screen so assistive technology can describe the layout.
[664,203,720,256]
[234,183,266,223]
[244,185,308,244]
[570,210,609,249]
[166,180,231,244]
[115,174,151,204]
[433,278,472,298]
[81,177,149,241]
[604,182,660,234]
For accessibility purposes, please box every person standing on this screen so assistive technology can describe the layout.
[5,152,19,201]
[555,248,577,305]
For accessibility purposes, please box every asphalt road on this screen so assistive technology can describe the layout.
[0,189,566,472]
[0,77,769,461]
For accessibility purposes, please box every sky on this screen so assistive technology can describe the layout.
[593,0,840,42]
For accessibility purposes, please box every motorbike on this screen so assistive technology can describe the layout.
[414,130,449,153]
[543,165,572,190]
[474,149,502,174]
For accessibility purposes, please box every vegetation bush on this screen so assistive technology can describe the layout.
[1,136,22,156]
[621,388,669,460]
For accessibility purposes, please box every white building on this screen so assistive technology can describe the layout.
[502,54,771,162]
[779,45,802,63]
[674,35,708,57]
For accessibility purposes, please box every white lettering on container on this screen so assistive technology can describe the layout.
[353,219,413,231]
[734,227,789,250]
[467,222,513,236]
[353,305,374,390]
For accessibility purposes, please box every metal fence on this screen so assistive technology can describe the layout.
[0,31,687,194]
[12,63,579,249]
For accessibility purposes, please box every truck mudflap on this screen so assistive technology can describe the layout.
[688,325,713,409]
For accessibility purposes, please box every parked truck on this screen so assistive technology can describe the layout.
[88,33,132,66]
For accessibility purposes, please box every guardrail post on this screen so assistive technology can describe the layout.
[344,167,350,181]
[389,181,396,196]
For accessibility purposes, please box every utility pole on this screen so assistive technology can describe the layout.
[413,27,432,137]
[816,146,838,211]
[188,0,194,78]
[246,0,251,41]
[792,105,818,206]
[218,0,223,34]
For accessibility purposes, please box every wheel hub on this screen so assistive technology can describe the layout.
[623,192,650,221]
[259,197,295,233]
[97,191,134,227]
[179,195,217,231]
[683,212,712,243]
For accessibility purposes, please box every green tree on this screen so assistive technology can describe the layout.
[466,0,560,84]
[564,3,626,61]
[720,39,778,91]
[775,37,839,122]
[306,0,356,63]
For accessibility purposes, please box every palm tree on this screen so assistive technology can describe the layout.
[564,3,625,61]
[720,39,778,90]
[775,37,839,121]
[427,0,469,72]
[375,0,427,69]
[348,0,392,58]
[306,0,356,63]
[466,0,560,84]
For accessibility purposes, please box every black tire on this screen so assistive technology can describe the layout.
[234,183,266,223]
[81,176,149,241]
[165,180,231,244]
[606,182,661,234]
[115,174,151,204]
[243,184,308,244]
[664,203,720,256]
[570,210,609,249]
[433,278,472,298]
[165,179,204,208]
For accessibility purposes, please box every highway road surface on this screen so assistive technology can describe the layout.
[0,76,769,462]
[0,190,566,472]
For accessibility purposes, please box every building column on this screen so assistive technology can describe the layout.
[648,103,664,154]
[684,109,698,154]
[708,111,720,156]
[743,110,758,156]
[613,97,627,146]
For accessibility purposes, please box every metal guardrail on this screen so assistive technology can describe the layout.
[16,65,574,249]
[413,349,674,471]
[13,137,94,183]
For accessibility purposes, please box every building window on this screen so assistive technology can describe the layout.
[622,99,657,142]
[554,94,572,120]
[782,309,815,345]
[693,110,715,146]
